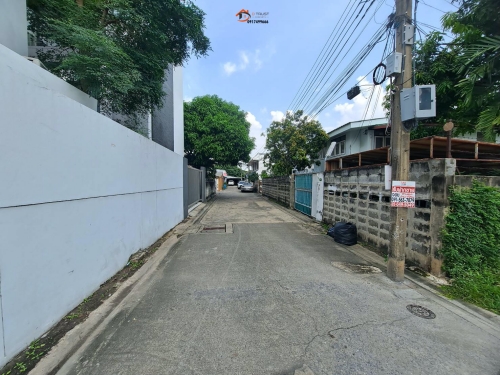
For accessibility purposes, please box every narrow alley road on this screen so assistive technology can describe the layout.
[59,188,500,375]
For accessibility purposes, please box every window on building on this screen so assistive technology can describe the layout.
[333,140,346,156]
[375,136,391,148]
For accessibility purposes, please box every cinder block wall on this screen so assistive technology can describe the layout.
[323,159,457,276]
[262,177,291,206]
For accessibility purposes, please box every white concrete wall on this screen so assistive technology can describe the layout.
[0,44,183,367]
[2,45,97,111]
[0,0,28,56]
[173,66,184,155]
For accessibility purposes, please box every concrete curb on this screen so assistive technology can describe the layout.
[28,235,179,375]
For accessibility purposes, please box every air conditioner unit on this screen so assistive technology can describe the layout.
[385,52,402,77]
[400,85,436,121]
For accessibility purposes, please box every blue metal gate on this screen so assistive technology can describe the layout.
[295,174,312,216]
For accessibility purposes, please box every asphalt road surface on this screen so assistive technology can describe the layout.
[59,187,500,375]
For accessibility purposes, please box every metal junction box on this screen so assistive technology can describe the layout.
[400,85,436,121]
[403,25,415,45]
[385,52,402,77]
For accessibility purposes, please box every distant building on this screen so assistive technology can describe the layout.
[248,153,268,179]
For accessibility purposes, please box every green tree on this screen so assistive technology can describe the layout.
[265,110,329,176]
[184,95,255,172]
[247,171,259,182]
[382,32,475,138]
[443,0,500,141]
[27,0,210,119]
[381,0,500,140]
[215,165,245,177]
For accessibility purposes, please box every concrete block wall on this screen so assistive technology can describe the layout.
[206,180,216,200]
[0,44,184,367]
[262,177,291,206]
[323,159,457,276]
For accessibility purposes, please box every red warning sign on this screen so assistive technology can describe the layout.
[391,181,415,208]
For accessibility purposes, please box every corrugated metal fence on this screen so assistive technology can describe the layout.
[187,166,203,207]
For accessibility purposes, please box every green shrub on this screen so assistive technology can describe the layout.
[440,180,500,314]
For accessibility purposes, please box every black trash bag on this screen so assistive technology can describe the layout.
[331,222,357,246]
[327,226,336,238]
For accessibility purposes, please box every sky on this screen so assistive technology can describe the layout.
[183,0,458,158]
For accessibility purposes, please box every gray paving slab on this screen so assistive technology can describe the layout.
[58,189,500,375]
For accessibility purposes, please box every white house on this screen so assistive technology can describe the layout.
[318,117,500,166]
[248,153,268,179]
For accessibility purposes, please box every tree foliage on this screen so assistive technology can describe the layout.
[443,0,500,141]
[265,110,329,176]
[216,165,245,177]
[247,171,259,182]
[382,0,500,140]
[27,0,210,118]
[184,95,255,172]
[441,180,500,314]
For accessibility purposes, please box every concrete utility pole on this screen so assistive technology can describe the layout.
[387,0,413,281]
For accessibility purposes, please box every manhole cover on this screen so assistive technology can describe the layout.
[406,304,436,319]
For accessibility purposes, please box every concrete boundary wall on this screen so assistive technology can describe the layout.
[323,159,456,276]
[0,45,183,367]
[262,177,291,206]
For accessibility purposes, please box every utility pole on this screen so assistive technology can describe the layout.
[387,0,413,281]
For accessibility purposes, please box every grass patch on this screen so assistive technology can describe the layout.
[440,180,500,314]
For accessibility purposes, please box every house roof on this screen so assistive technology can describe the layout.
[328,117,388,139]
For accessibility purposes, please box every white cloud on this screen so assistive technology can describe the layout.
[184,97,193,103]
[246,112,267,156]
[223,62,237,76]
[222,49,268,76]
[239,51,249,68]
[270,110,285,122]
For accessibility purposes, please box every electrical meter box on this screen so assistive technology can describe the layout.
[385,52,402,76]
[403,25,415,45]
[400,85,436,121]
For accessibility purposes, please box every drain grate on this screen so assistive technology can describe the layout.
[331,262,382,274]
[198,224,227,234]
[406,304,436,319]
[196,223,233,234]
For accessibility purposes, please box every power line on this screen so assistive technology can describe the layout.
[299,0,387,114]
[312,62,382,118]
[292,0,367,113]
[438,0,459,9]
[420,0,447,13]
[301,1,389,116]
[287,0,358,111]
[300,0,385,114]
[308,22,389,117]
